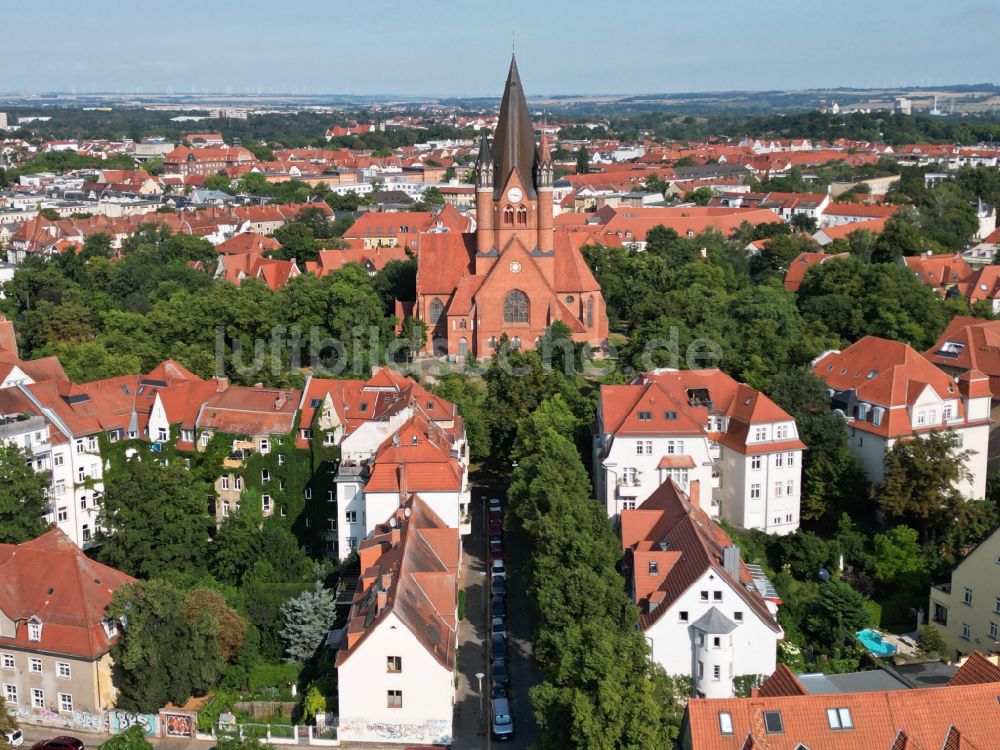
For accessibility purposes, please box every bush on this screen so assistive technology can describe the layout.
[249,662,302,693]
[918,624,947,656]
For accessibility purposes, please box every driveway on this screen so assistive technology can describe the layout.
[452,479,540,750]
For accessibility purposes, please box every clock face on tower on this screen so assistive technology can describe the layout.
[506,187,523,203]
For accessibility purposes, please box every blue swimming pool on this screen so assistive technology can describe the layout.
[856,628,896,656]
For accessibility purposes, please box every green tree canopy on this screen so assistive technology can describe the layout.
[0,442,51,544]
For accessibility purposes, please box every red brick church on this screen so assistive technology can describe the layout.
[403,56,608,358]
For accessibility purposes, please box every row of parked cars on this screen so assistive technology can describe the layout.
[488,496,515,742]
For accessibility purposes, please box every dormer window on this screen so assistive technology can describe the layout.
[27,621,42,642]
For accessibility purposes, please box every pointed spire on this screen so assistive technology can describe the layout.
[475,128,494,189]
[491,54,538,198]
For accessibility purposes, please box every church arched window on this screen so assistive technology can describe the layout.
[516,206,527,225]
[511,336,522,349]
[459,319,467,330]
[504,290,529,324]
[428,297,444,324]
[503,205,514,225]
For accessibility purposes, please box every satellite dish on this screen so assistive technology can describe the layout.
[818,568,831,582]
[389,517,397,528]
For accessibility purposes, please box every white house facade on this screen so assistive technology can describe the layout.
[594,369,805,535]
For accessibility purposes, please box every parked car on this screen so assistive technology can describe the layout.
[492,574,507,597]
[491,558,507,579]
[491,616,508,640]
[491,594,506,618]
[490,530,503,544]
[489,514,503,530]
[491,632,507,662]
[491,696,515,740]
[489,546,505,563]
[491,683,508,701]
[492,656,511,686]
[32,738,83,750]
[488,497,503,513]
[6,730,23,748]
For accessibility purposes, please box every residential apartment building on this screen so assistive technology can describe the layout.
[594,369,805,534]
[680,654,1000,749]
[812,336,991,499]
[0,529,134,718]
[928,525,1000,660]
[620,480,782,698]
[195,384,301,521]
[335,496,458,746]
[299,368,468,559]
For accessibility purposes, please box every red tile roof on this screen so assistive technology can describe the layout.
[197,385,300,435]
[0,529,135,660]
[684,680,1000,749]
[784,251,850,292]
[948,651,1000,686]
[925,317,1000,398]
[621,480,780,633]
[337,495,458,670]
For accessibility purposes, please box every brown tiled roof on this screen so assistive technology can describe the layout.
[948,651,1000,686]
[0,529,135,660]
[757,664,808,697]
[684,681,1000,749]
[336,495,458,670]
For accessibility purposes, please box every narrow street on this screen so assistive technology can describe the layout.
[452,481,540,749]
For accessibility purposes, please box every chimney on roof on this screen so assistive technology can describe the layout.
[688,479,700,508]
[274,392,287,411]
[215,376,229,393]
[723,545,740,581]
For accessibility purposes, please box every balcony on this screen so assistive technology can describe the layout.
[0,415,48,440]
[222,440,256,468]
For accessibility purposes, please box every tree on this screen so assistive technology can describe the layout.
[280,581,337,663]
[211,509,261,584]
[99,726,154,750]
[0,695,19,748]
[872,525,925,584]
[790,213,818,233]
[186,588,248,662]
[805,579,871,649]
[879,431,971,543]
[575,147,590,174]
[108,579,223,712]
[203,174,234,193]
[685,187,713,206]
[917,623,947,656]
[871,215,922,263]
[96,458,213,579]
[397,317,426,362]
[302,685,327,724]
[272,222,320,263]
[0,442,50,544]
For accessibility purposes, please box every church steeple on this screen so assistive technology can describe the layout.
[474,128,494,189]
[491,54,538,199]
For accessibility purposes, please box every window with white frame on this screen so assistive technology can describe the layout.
[917,411,926,426]
[635,442,644,455]
[990,622,998,640]
[3,684,15,703]
[943,403,953,421]
[1,653,13,670]
[754,427,766,441]
[776,424,789,439]
[751,456,761,470]
[278,454,285,465]
[75,439,84,454]
[962,623,971,640]
[300,428,312,440]
[827,707,853,730]
[623,467,638,485]
[58,693,72,712]
[57,506,67,522]
[77,466,85,482]
[786,480,794,495]
[261,468,270,483]
[27,622,42,642]
[56,662,70,679]
[346,510,357,524]
[259,438,270,454]
[327,490,334,502]
[234,477,242,491]
[775,453,784,468]
[787,452,795,466]
[666,440,683,455]
[87,436,97,451]
[28,657,41,673]
[53,453,64,467]
[774,482,783,497]
[200,432,210,447]
[157,428,168,442]
[262,495,272,513]
[750,484,761,499]
[964,587,973,605]
[324,432,336,446]
[221,476,230,490]
[31,688,44,708]
[644,440,653,455]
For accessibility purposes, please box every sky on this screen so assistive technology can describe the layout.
[1,0,997,96]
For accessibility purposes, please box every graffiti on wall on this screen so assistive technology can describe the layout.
[337,716,451,743]
[162,713,194,737]
[72,711,103,731]
[108,710,159,737]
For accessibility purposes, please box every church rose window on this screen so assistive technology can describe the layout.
[428,298,444,324]
[504,290,529,323]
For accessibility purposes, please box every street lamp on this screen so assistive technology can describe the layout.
[475,671,486,726]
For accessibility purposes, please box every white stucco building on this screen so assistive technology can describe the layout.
[335,496,458,745]
[812,336,991,499]
[621,480,782,698]
[594,369,805,535]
